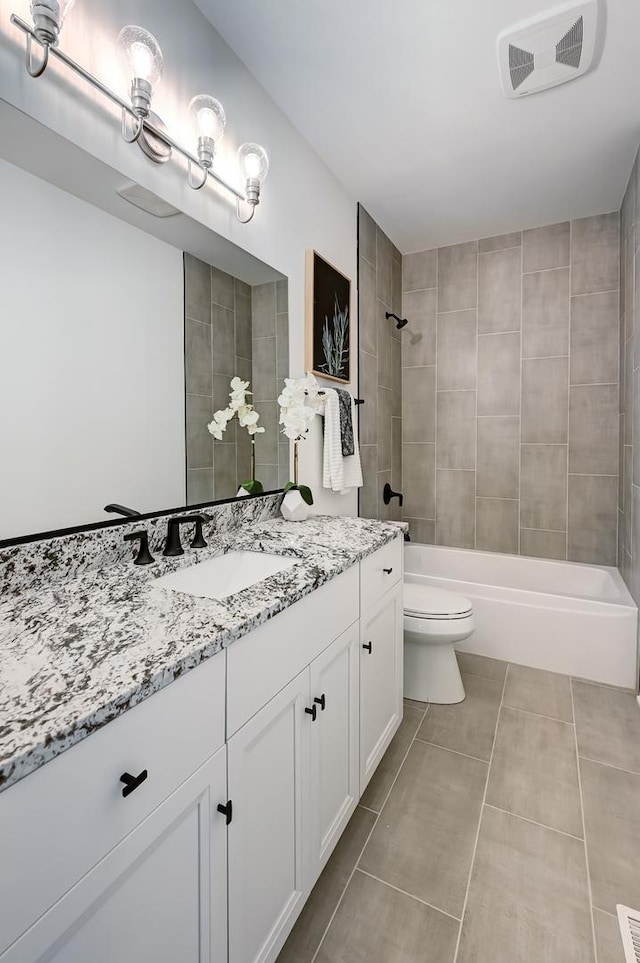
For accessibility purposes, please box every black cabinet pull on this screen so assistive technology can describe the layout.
[305,704,317,721]
[120,769,148,798]
[314,694,326,711]
[383,567,393,574]
[217,800,233,825]
[362,641,372,654]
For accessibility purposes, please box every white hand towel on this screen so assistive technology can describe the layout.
[322,390,363,493]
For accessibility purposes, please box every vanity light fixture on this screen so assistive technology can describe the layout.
[188,94,226,190]
[10,9,269,222]
[26,0,75,75]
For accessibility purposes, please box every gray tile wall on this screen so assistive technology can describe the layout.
[401,216,620,564]
[252,279,290,492]
[184,255,289,503]
[358,204,403,521]
[619,148,640,613]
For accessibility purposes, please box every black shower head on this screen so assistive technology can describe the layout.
[385,311,409,330]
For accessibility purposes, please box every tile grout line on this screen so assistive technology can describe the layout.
[356,868,463,923]
[570,678,599,963]
[578,754,640,777]
[413,736,489,765]
[483,802,584,842]
[310,704,430,963]
[452,663,510,963]
[500,702,575,726]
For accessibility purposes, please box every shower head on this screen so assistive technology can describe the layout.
[385,311,408,330]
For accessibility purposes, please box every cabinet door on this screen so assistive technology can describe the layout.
[227,670,311,963]
[309,622,360,882]
[360,581,403,791]
[2,748,228,963]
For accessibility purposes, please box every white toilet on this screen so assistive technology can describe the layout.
[403,581,474,705]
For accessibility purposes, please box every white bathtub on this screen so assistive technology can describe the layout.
[405,544,638,689]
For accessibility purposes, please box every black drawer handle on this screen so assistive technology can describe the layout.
[314,694,326,711]
[383,567,393,574]
[120,769,148,798]
[217,800,233,825]
[305,704,317,721]
[362,641,372,654]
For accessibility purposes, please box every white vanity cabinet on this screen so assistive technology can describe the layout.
[225,566,361,963]
[0,534,403,963]
[0,651,228,963]
[3,748,228,963]
[359,538,404,791]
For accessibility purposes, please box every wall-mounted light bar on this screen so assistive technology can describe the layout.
[10,6,269,223]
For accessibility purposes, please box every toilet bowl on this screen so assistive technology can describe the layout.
[403,582,474,705]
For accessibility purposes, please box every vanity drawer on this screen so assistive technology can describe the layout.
[0,650,225,956]
[360,536,403,612]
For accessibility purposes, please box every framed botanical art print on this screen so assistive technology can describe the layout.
[305,250,351,384]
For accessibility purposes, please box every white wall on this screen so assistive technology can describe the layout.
[0,0,359,519]
[0,159,185,539]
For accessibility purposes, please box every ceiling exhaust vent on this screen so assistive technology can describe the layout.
[116,182,180,218]
[498,1,598,98]
[617,904,640,963]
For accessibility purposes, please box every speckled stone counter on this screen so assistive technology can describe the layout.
[0,515,405,794]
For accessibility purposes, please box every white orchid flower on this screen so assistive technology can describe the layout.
[238,405,260,428]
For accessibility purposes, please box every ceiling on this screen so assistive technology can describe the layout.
[194,0,640,252]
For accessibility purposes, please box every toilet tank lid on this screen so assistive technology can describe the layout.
[404,582,472,618]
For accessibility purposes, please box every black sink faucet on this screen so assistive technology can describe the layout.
[163,514,211,557]
[104,503,141,518]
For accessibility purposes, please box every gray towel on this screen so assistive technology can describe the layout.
[336,389,354,456]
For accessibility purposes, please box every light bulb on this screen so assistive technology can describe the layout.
[189,95,226,142]
[30,0,77,45]
[117,25,163,118]
[117,25,163,87]
[238,143,269,186]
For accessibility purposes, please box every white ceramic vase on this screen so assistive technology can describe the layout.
[280,489,309,522]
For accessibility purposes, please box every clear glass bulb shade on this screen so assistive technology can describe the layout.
[117,25,163,86]
[189,95,226,142]
[237,143,269,185]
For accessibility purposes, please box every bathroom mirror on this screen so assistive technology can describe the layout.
[0,102,290,542]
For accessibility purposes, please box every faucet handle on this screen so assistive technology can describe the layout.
[190,513,212,549]
[124,530,155,565]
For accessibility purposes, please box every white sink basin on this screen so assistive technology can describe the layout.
[153,550,297,601]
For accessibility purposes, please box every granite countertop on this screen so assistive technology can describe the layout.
[0,515,404,794]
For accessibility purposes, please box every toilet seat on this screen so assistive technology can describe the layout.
[404,583,472,621]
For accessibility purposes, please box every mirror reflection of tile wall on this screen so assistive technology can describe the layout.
[184,254,289,503]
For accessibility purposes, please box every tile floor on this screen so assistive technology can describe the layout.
[277,653,640,963]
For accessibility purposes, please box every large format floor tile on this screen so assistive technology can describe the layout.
[593,909,626,963]
[417,673,503,761]
[456,651,507,682]
[316,870,459,963]
[278,806,376,963]
[486,707,583,837]
[573,681,640,773]
[456,807,595,963]
[503,664,573,722]
[360,741,487,918]
[361,705,425,812]
[580,758,640,914]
